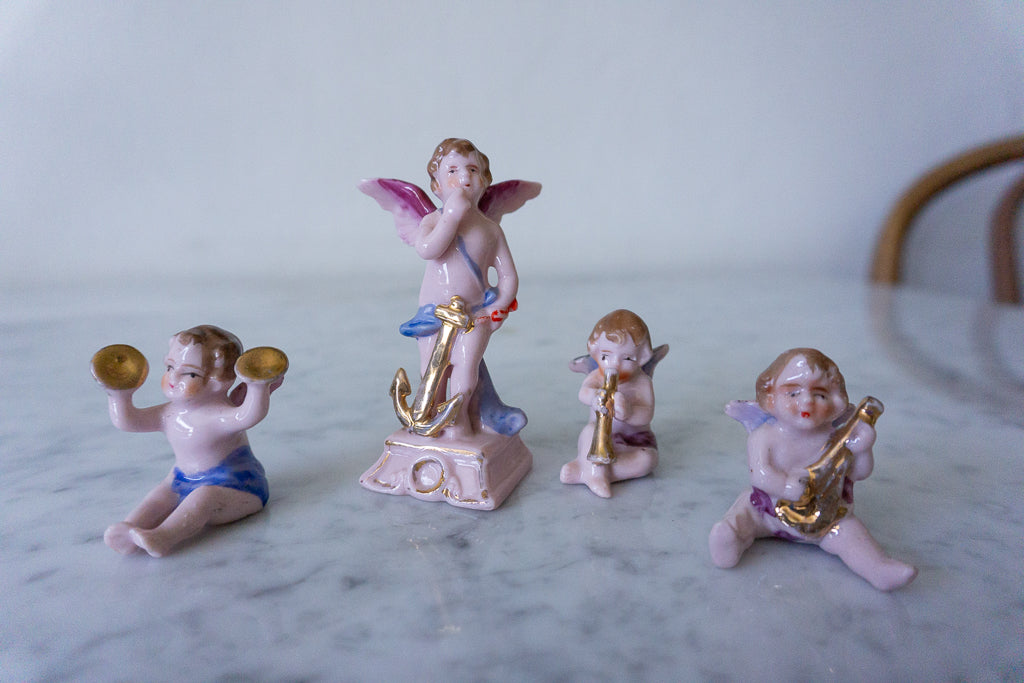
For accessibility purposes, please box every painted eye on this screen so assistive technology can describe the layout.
[188,373,199,379]
[625,356,636,362]
[166,365,174,372]
[601,354,608,361]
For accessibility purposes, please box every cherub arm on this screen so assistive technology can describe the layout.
[221,380,277,432]
[415,192,469,260]
[613,376,655,426]
[106,390,165,433]
[578,370,605,409]
[747,428,804,500]
[484,230,519,326]
[844,420,876,481]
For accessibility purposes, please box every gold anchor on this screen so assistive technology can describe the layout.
[391,295,474,437]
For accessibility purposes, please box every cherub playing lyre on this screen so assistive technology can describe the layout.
[708,348,916,591]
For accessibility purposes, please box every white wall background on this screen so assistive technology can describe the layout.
[3,1,1023,296]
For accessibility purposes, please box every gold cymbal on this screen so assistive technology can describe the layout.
[235,346,288,382]
[91,344,148,390]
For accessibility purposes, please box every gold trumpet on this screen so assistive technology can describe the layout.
[774,396,884,537]
[587,371,618,464]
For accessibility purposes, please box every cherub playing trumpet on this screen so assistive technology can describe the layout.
[560,310,668,498]
[91,325,287,557]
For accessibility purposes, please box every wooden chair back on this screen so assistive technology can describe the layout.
[870,134,1024,304]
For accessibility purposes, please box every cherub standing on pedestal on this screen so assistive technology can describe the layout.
[560,310,668,498]
[91,325,287,557]
[360,138,539,438]
[357,138,539,509]
[708,348,916,591]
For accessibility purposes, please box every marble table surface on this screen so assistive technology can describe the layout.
[2,271,1022,681]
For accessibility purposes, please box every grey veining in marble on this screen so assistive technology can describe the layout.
[2,272,1022,681]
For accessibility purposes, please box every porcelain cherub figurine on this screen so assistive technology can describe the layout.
[91,325,287,557]
[560,310,668,497]
[357,138,539,509]
[708,348,916,591]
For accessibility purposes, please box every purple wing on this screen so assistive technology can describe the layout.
[832,403,855,428]
[642,344,669,378]
[569,354,598,374]
[479,180,542,223]
[569,344,669,377]
[725,400,775,433]
[358,178,436,245]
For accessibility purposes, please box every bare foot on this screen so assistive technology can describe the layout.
[581,462,612,498]
[559,460,581,484]
[104,522,141,554]
[866,559,918,591]
[709,520,744,568]
[128,527,173,558]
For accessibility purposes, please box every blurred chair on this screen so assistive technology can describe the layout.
[871,134,1024,304]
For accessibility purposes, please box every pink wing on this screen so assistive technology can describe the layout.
[358,178,436,245]
[479,180,542,223]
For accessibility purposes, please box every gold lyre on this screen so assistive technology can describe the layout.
[587,371,618,464]
[774,396,884,537]
[391,296,474,437]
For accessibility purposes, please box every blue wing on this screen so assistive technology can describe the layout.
[725,400,775,433]
[569,343,668,377]
[569,354,598,374]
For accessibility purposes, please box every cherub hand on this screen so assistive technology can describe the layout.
[442,187,473,216]
[782,474,808,501]
[844,420,877,453]
[612,391,628,420]
[477,297,517,332]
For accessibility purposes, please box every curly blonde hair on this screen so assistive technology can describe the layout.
[755,347,847,409]
[172,325,243,383]
[427,138,492,193]
[588,309,651,348]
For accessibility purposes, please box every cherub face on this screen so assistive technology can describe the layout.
[161,340,215,402]
[432,150,487,204]
[588,333,651,382]
[766,355,846,430]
